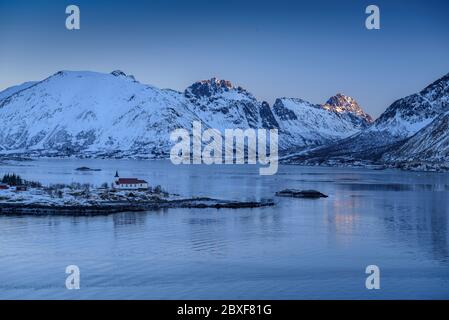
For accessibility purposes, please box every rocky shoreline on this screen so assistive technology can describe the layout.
[0,197,274,216]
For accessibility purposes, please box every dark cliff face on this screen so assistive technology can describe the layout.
[184,78,279,129]
[272,99,298,121]
[184,77,236,99]
[260,101,279,129]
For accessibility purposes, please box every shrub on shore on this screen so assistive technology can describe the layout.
[1,173,23,186]
[1,173,42,187]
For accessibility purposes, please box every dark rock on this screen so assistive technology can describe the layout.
[260,101,279,129]
[0,197,275,216]
[272,99,298,121]
[185,77,234,98]
[275,189,328,199]
[75,167,101,171]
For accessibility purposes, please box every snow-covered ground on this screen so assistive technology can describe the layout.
[0,186,164,207]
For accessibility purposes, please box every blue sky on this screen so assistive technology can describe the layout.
[1,0,448,117]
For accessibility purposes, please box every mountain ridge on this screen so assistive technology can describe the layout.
[283,72,449,170]
[2,69,447,171]
[0,70,372,158]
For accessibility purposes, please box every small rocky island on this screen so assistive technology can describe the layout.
[275,189,328,199]
[0,173,274,216]
[75,167,102,171]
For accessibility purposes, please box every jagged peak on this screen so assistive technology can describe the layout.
[198,77,234,89]
[111,70,127,77]
[323,93,373,122]
[111,70,136,81]
[185,77,248,99]
[324,93,359,111]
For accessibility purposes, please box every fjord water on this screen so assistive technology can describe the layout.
[0,159,448,299]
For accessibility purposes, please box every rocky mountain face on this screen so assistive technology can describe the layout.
[373,73,449,138]
[323,93,373,129]
[0,71,371,158]
[184,77,278,130]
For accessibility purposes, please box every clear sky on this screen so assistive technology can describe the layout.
[1,0,448,118]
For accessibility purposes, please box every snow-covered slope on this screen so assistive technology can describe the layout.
[0,71,199,157]
[358,71,449,148]
[373,72,449,138]
[0,81,38,102]
[272,95,372,150]
[284,72,449,164]
[383,111,449,165]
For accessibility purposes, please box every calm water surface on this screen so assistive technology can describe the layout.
[0,159,448,299]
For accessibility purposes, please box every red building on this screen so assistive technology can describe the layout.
[0,183,9,190]
[112,171,149,190]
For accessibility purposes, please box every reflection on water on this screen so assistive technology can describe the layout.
[0,159,448,299]
[337,182,449,192]
[113,212,147,227]
[380,192,449,263]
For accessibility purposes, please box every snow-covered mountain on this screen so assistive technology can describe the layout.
[272,95,371,151]
[373,72,449,138]
[0,71,199,157]
[2,69,447,170]
[0,70,372,158]
[284,72,449,165]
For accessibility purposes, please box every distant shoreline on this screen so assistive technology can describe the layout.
[1,155,448,173]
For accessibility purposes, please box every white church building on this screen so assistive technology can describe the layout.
[112,171,149,190]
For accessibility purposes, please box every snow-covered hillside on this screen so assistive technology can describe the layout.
[0,71,372,157]
[284,72,449,165]
[0,81,37,102]
[272,96,370,150]
[383,111,449,165]
[372,72,449,138]
[0,71,199,157]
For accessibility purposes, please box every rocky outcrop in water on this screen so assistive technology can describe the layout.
[275,189,328,199]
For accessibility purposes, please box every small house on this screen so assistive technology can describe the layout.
[0,183,9,190]
[15,186,28,192]
[112,171,149,190]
